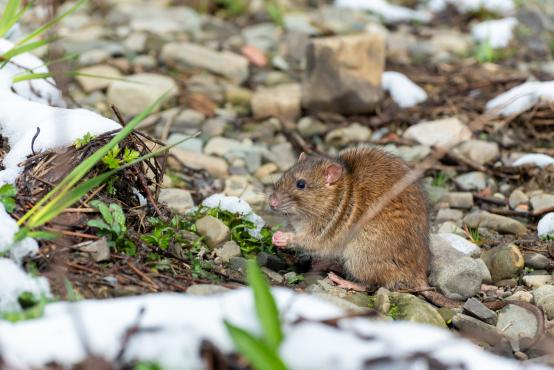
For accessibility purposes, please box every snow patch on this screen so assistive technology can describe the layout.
[0,258,51,312]
[538,213,554,239]
[335,0,432,23]
[471,17,517,49]
[201,193,265,238]
[0,204,39,265]
[427,0,515,15]
[382,71,428,108]
[485,81,554,117]
[436,232,480,256]
[512,153,554,168]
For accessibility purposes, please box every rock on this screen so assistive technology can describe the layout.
[403,117,472,149]
[309,292,368,313]
[307,278,370,309]
[76,237,111,262]
[506,290,533,302]
[428,234,489,299]
[533,285,554,320]
[170,148,229,178]
[385,145,431,162]
[524,253,551,270]
[301,32,385,114]
[425,185,449,204]
[251,83,301,119]
[161,42,249,83]
[123,32,146,53]
[523,275,553,289]
[167,135,203,153]
[204,137,242,157]
[283,13,320,35]
[389,292,446,327]
[496,304,538,343]
[158,188,194,213]
[463,298,497,325]
[107,73,178,116]
[436,208,463,222]
[261,267,284,284]
[186,284,230,296]
[463,211,527,235]
[297,117,326,137]
[225,85,252,108]
[325,124,371,146]
[451,314,505,346]
[229,256,248,272]
[453,140,499,165]
[256,252,287,272]
[538,212,554,238]
[254,163,279,180]
[429,29,472,55]
[481,244,524,282]
[195,216,230,249]
[437,221,465,236]
[435,232,481,257]
[268,142,296,171]
[441,192,474,209]
[242,23,280,52]
[76,65,121,92]
[215,241,242,263]
[454,171,487,191]
[530,193,554,213]
[509,189,529,209]
[120,4,202,35]
[374,287,391,315]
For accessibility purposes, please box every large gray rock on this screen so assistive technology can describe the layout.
[496,304,538,343]
[481,244,524,282]
[301,32,384,114]
[428,234,490,300]
[451,314,504,346]
[463,211,527,235]
[251,83,301,119]
[107,73,178,116]
[403,117,471,149]
[389,292,446,327]
[463,298,497,325]
[195,216,230,248]
[161,42,249,83]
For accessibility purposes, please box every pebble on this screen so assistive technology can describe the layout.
[509,189,529,209]
[403,117,472,149]
[522,275,553,289]
[524,253,551,270]
[496,304,538,343]
[251,83,302,119]
[453,140,499,165]
[107,73,178,116]
[533,285,554,320]
[506,290,533,303]
[451,314,505,346]
[256,252,288,272]
[76,64,121,92]
[254,163,279,180]
[302,32,384,114]
[195,216,230,249]
[435,232,480,257]
[374,287,391,315]
[122,4,202,34]
[386,145,431,162]
[437,221,465,236]
[158,188,194,213]
[261,267,284,284]
[441,192,474,209]
[76,237,111,262]
[389,292,446,327]
[268,142,296,171]
[325,124,372,146]
[161,42,249,83]
[297,117,327,137]
[167,135,203,153]
[538,212,554,238]
[463,298,497,325]
[215,241,242,263]
[454,171,487,191]
[530,193,554,213]
[307,278,370,308]
[229,256,248,272]
[463,211,527,235]
[170,148,229,178]
[481,244,524,282]
[186,284,230,296]
[204,137,243,157]
[436,208,464,222]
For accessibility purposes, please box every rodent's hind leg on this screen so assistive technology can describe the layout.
[328,272,368,292]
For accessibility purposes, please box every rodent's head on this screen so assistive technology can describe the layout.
[269,152,345,218]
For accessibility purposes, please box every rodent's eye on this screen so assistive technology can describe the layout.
[296,179,306,189]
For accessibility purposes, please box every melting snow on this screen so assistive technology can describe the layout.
[512,153,554,168]
[335,0,432,23]
[0,258,51,312]
[485,81,554,117]
[538,213,554,239]
[382,71,428,108]
[471,17,517,49]
[427,0,515,15]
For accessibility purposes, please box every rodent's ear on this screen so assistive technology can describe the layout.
[325,163,343,185]
[298,152,307,162]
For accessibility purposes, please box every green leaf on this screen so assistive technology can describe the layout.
[246,259,283,350]
[224,321,288,370]
[110,203,126,227]
[87,219,111,231]
[3,37,58,62]
[90,200,113,225]
[0,184,16,197]
[0,0,26,38]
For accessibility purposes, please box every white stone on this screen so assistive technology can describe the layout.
[76,65,122,93]
[403,117,471,149]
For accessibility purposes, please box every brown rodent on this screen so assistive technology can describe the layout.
[269,147,544,348]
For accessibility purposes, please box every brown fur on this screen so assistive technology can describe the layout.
[270,146,430,289]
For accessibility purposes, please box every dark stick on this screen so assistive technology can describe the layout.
[31,127,41,156]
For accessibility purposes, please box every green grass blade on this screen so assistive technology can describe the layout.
[11,72,52,82]
[0,0,23,37]
[224,321,288,370]
[246,259,283,350]
[2,37,59,62]
[18,91,170,226]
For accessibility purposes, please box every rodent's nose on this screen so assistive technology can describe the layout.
[269,195,280,209]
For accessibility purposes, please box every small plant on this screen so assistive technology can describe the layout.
[224,260,288,370]
[474,40,503,63]
[134,362,164,370]
[388,304,400,320]
[463,224,482,245]
[1,291,46,323]
[64,278,83,302]
[141,216,195,250]
[432,171,449,188]
[88,200,136,255]
[286,274,304,285]
[264,0,284,26]
[74,132,95,149]
[0,183,16,212]
[215,0,248,17]
[102,145,140,170]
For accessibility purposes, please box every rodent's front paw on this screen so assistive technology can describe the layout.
[272,231,292,248]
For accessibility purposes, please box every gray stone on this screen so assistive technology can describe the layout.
[325,124,372,146]
[385,145,431,162]
[530,193,554,213]
[302,33,384,114]
[256,252,287,272]
[454,171,487,191]
[268,142,296,171]
[509,189,529,209]
[524,253,551,270]
[429,29,473,55]
[533,285,554,320]
[453,140,499,165]
[186,284,230,296]
[428,234,489,299]
[261,267,284,284]
[107,73,178,116]
[120,4,202,35]
[229,256,248,272]
[309,292,369,313]
[451,314,504,346]
[463,211,527,235]
[374,287,391,315]
[441,192,474,209]
[203,118,226,137]
[506,290,533,303]
[195,216,230,249]
[167,135,203,153]
[307,278,372,309]
[437,221,465,236]
[297,117,326,137]
[204,137,242,157]
[242,22,280,52]
[161,42,249,83]
[215,241,242,263]
[496,304,538,343]
[425,185,449,204]
[522,275,553,289]
[403,117,471,149]
[283,13,320,35]
[436,208,464,222]
[170,148,228,178]
[134,55,157,69]
[251,83,301,119]
[481,244,525,282]
[158,188,194,213]
[389,292,446,327]
[463,298,497,325]
[435,233,481,257]
[76,237,111,262]
[123,32,146,53]
[76,65,121,92]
